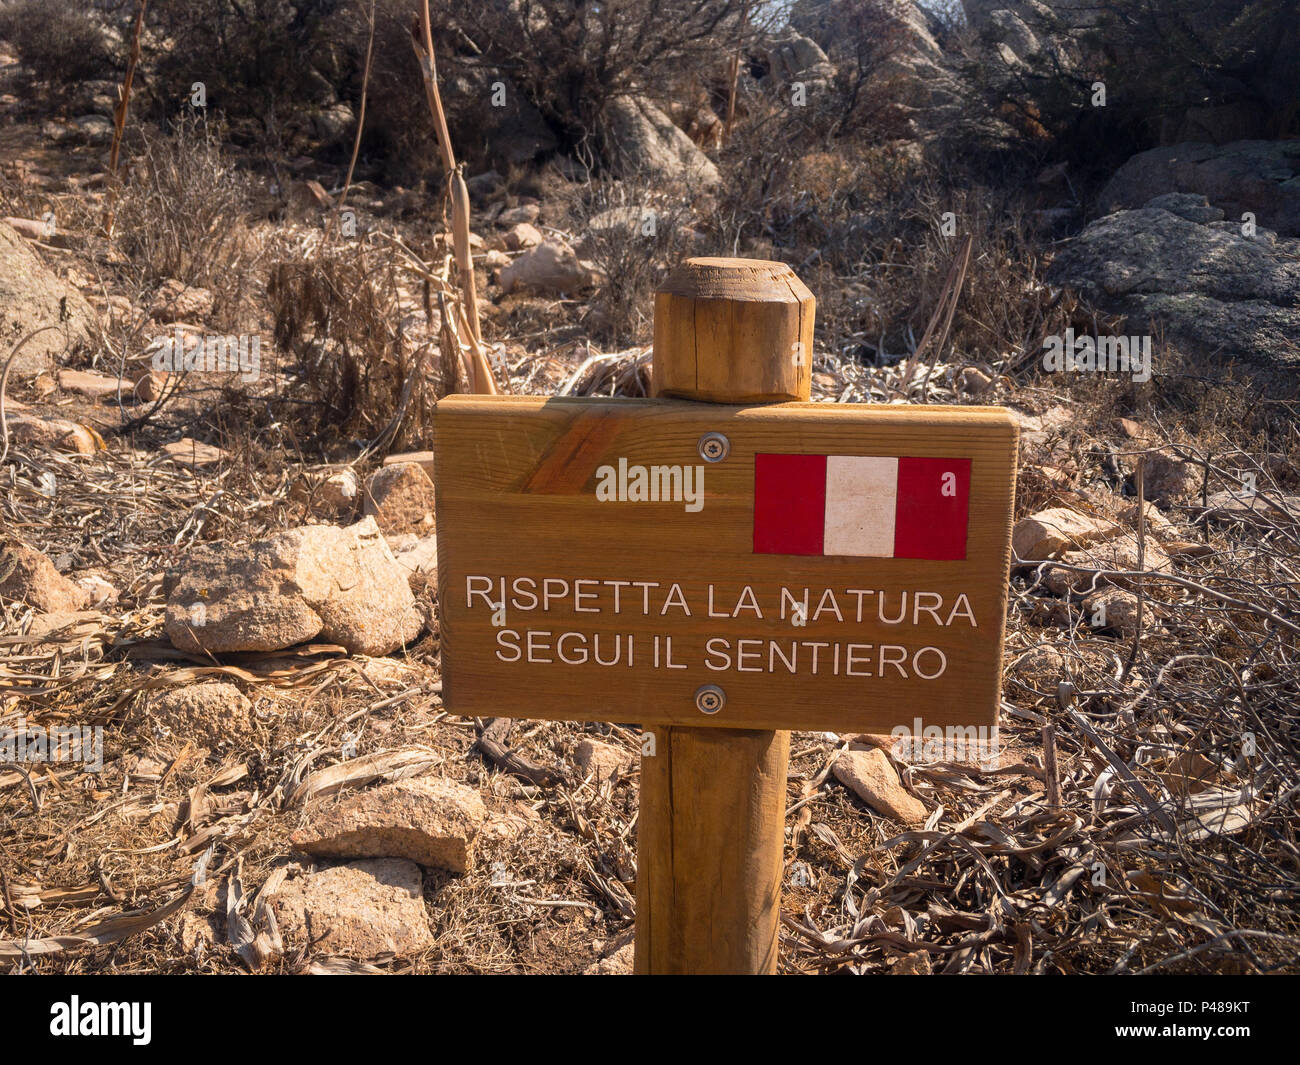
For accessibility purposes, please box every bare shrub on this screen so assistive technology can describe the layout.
[111,114,261,326]
[268,239,445,449]
[571,177,695,346]
[0,0,117,88]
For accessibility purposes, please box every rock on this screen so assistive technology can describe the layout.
[383,450,435,479]
[602,96,721,192]
[1141,192,1224,224]
[311,102,354,144]
[957,366,993,394]
[1118,499,1177,539]
[149,280,214,323]
[290,777,487,873]
[465,170,504,202]
[163,516,424,656]
[75,574,118,607]
[1138,452,1200,505]
[149,682,253,750]
[573,738,633,781]
[73,115,114,144]
[1100,140,1300,237]
[161,438,227,467]
[1043,534,1173,596]
[0,541,88,613]
[2,216,53,241]
[832,747,927,825]
[1049,192,1300,368]
[57,368,127,400]
[888,951,933,975]
[1012,508,1120,562]
[762,27,837,89]
[485,249,510,272]
[321,469,360,510]
[0,220,97,375]
[363,462,436,535]
[268,859,433,958]
[576,205,658,256]
[6,415,99,454]
[584,941,634,975]
[386,534,438,581]
[496,204,540,226]
[1083,587,1148,637]
[1164,540,1214,561]
[499,239,597,295]
[18,610,105,644]
[501,221,544,251]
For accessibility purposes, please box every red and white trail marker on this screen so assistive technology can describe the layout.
[753,454,972,560]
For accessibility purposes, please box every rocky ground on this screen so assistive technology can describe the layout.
[2,18,1299,974]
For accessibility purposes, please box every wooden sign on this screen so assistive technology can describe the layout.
[434,395,1017,734]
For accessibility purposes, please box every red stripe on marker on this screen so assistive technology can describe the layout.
[754,453,825,555]
[893,457,970,560]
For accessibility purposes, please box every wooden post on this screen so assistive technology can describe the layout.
[635,257,815,974]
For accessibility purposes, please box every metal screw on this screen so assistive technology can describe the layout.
[694,684,726,714]
[697,432,730,463]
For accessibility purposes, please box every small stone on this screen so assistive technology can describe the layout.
[161,438,227,467]
[386,534,438,581]
[1164,539,1213,560]
[320,469,360,510]
[499,239,596,295]
[584,941,634,975]
[290,777,487,873]
[268,859,434,959]
[1083,587,1148,637]
[383,451,435,479]
[150,279,214,323]
[1042,534,1173,596]
[832,748,927,825]
[957,367,992,394]
[497,203,540,226]
[1118,499,1176,538]
[74,574,118,607]
[363,462,436,535]
[1139,452,1200,504]
[0,541,88,613]
[1012,507,1120,562]
[149,681,253,750]
[57,368,125,400]
[888,951,933,975]
[6,415,98,455]
[501,221,544,251]
[573,738,634,781]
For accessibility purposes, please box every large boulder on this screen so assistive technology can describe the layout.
[1048,196,1300,368]
[163,516,424,656]
[602,96,720,192]
[1100,140,1300,238]
[0,220,96,375]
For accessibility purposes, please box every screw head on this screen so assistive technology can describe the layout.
[694,684,726,714]
[697,432,730,463]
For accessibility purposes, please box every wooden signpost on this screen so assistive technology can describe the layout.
[433,257,1018,973]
